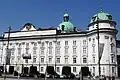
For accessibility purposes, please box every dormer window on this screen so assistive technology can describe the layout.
[107,15,112,20]
[92,16,96,22]
[62,25,65,31]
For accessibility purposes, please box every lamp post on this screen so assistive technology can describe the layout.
[4,26,11,80]
[96,15,101,79]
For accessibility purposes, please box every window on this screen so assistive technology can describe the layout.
[93,67,95,76]
[33,49,36,54]
[92,44,95,53]
[33,58,36,63]
[110,43,114,53]
[83,58,87,63]
[56,58,60,63]
[41,67,44,72]
[103,67,105,74]
[49,58,52,63]
[83,47,86,54]
[73,58,76,63]
[73,48,76,54]
[34,42,37,46]
[49,42,52,47]
[89,38,91,41]
[83,40,86,45]
[57,67,60,72]
[41,58,44,63]
[111,56,114,63]
[18,48,21,55]
[93,38,95,43]
[41,42,44,47]
[65,41,68,45]
[57,41,60,46]
[25,59,28,63]
[65,57,68,63]
[93,56,95,63]
[65,48,68,54]
[73,41,76,45]
[73,67,76,72]
[49,47,52,54]
[112,67,115,73]
[56,47,60,55]
[62,25,65,31]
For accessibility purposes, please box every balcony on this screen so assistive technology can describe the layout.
[22,54,31,59]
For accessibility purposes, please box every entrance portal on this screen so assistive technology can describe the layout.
[46,66,54,75]
[30,66,37,74]
[81,67,90,76]
[0,66,4,73]
[23,67,29,74]
[9,66,14,74]
[62,66,71,76]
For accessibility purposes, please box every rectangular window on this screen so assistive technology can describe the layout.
[41,48,44,54]
[57,67,60,72]
[56,58,60,63]
[111,56,114,63]
[56,47,60,55]
[65,41,68,45]
[49,42,52,47]
[49,47,52,54]
[49,58,52,63]
[25,59,28,63]
[41,58,44,63]
[93,67,95,76]
[112,67,115,73]
[73,41,76,45]
[33,49,36,54]
[73,58,76,63]
[92,44,95,53]
[41,42,44,47]
[57,41,60,45]
[73,48,76,54]
[73,67,76,72]
[65,48,68,54]
[93,56,95,63]
[65,57,68,63]
[83,58,87,63]
[83,47,86,54]
[33,58,36,63]
[41,67,44,72]
[83,40,86,45]
[111,43,114,53]
[18,48,21,55]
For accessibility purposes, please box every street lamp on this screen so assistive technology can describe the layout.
[96,15,101,79]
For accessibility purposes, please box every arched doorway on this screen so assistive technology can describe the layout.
[0,66,4,73]
[30,65,37,74]
[46,66,54,75]
[23,67,29,74]
[9,66,14,74]
[81,67,90,76]
[62,66,71,76]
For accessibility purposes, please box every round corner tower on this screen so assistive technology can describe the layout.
[87,11,118,77]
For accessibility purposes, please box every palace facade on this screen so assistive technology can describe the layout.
[0,11,118,77]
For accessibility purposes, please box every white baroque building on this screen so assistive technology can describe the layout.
[0,11,118,77]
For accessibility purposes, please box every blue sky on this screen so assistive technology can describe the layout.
[0,0,120,39]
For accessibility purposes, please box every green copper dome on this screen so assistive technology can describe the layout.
[90,12,112,23]
[59,13,74,33]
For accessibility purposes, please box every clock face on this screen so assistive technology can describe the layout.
[26,25,31,30]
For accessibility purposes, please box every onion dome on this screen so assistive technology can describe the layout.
[90,11,113,24]
[58,13,74,33]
